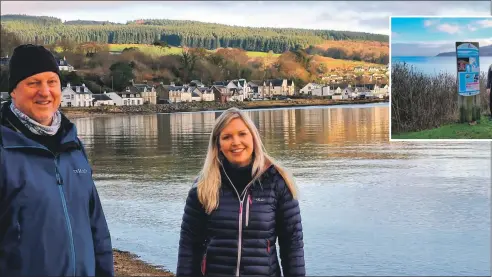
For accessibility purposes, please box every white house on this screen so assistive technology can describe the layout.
[232,79,250,99]
[92,94,114,106]
[299,83,323,96]
[60,83,93,107]
[117,91,144,106]
[57,57,75,72]
[322,86,333,96]
[332,88,351,100]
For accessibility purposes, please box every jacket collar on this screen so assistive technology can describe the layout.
[0,101,80,151]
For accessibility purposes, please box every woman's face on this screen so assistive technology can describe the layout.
[219,118,254,167]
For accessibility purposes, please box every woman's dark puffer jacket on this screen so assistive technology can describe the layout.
[177,164,305,277]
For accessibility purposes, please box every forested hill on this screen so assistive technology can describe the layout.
[1,14,388,53]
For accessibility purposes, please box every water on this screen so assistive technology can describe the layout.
[392,56,492,76]
[72,103,490,276]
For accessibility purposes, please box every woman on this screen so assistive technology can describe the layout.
[176,107,305,277]
[0,44,113,276]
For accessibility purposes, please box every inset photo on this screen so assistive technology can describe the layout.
[390,16,492,140]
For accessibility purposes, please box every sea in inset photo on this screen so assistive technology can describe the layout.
[390,16,492,140]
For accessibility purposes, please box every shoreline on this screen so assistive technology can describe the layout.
[113,248,174,276]
[61,98,388,119]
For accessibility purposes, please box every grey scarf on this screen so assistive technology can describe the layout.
[10,102,61,136]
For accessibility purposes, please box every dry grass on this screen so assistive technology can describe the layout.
[391,62,488,133]
[113,249,174,276]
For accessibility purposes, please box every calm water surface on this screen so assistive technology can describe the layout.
[72,103,490,276]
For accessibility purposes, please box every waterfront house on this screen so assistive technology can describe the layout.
[196,87,215,102]
[212,85,232,103]
[322,86,334,96]
[299,83,323,96]
[92,93,114,106]
[263,79,295,97]
[167,85,192,103]
[106,92,144,106]
[247,81,260,99]
[60,83,93,107]
[126,80,157,104]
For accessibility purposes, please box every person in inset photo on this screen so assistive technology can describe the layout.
[457,58,469,72]
[176,107,305,277]
[487,63,492,120]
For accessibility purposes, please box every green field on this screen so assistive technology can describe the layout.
[392,116,492,139]
[108,44,183,56]
[107,44,282,58]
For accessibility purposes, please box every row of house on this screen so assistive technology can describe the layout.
[60,82,147,107]
[299,83,389,99]
[155,78,296,104]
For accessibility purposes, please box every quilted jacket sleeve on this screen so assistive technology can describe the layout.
[176,186,207,277]
[276,177,305,277]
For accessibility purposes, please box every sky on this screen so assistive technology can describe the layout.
[392,17,492,56]
[1,1,491,36]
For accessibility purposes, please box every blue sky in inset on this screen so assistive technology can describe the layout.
[391,17,492,56]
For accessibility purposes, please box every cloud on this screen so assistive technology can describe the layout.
[477,19,492,28]
[391,32,399,38]
[468,24,478,31]
[436,23,461,34]
[424,19,438,27]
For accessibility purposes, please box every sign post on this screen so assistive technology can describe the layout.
[456,41,481,123]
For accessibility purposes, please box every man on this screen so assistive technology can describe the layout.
[0,44,114,276]
[488,64,492,120]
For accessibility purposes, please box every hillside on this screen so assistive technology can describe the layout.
[0,14,388,55]
[436,44,492,57]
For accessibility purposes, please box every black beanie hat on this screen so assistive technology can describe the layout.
[8,44,61,93]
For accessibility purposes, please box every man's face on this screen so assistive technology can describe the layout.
[11,71,61,126]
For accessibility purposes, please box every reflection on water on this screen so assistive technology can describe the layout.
[72,103,490,276]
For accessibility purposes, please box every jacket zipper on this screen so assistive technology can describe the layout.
[16,221,21,241]
[201,239,210,276]
[246,194,252,227]
[55,157,76,276]
[222,167,255,277]
[201,253,207,275]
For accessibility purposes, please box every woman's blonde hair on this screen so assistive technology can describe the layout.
[196,107,297,214]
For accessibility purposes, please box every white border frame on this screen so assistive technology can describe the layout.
[388,15,492,142]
